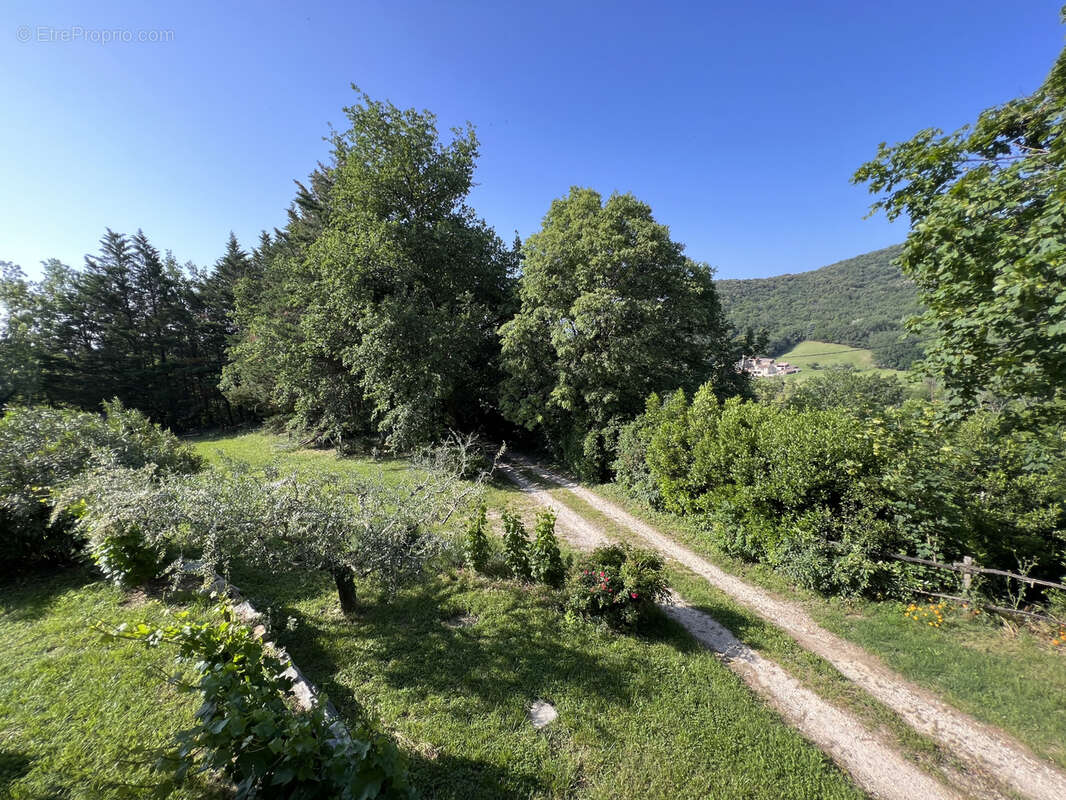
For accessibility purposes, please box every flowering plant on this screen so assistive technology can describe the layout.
[567,544,667,629]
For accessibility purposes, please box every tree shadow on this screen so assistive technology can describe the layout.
[244,574,666,756]
[0,567,98,623]
[0,750,36,793]
[406,749,550,800]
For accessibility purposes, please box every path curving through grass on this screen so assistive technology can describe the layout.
[503,457,1066,800]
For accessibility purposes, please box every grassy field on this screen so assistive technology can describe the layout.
[772,340,906,382]
[0,570,226,800]
[191,432,865,799]
[7,429,1061,798]
[589,482,1066,770]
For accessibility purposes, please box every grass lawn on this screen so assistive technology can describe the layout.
[0,569,225,800]
[772,340,907,382]
[192,431,865,799]
[590,482,1066,770]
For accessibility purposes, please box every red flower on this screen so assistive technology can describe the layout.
[630,592,638,599]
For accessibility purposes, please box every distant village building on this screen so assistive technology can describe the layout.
[736,356,800,378]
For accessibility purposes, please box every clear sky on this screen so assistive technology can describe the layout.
[1,1,1063,280]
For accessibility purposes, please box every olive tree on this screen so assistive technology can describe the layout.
[185,436,495,614]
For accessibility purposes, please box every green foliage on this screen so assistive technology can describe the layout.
[0,402,200,569]
[866,330,925,371]
[867,404,1066,584]
[188,464,455,613]
[620,383,1066,598]
[106,603,411,799]
[181,438,486,612]
[0,261,43,404]
[462,502,491,572]
[0,229,256,431]
[55,464,172,587]
[566,543,668,629]
[715,245,923,365]
[529,509,566,587]
[499,187,741,480]
[501,509,531,580]
[611,393,664,507]
[854,41,1066,422]
[223,90,515,450]
[771,366,907,414]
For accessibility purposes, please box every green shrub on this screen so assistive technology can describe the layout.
[52,463,183,587]
[463,502,491,572]
[704,501,775,563]
[105,603,411,799]
[0,402,200,569]
[770,503,895,597]
[613,394,664,506]
[567,543,668,629]
[529,509,566,587]
[501,509,531,580]
[617,380,1066,602]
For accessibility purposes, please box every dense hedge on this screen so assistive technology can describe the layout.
[614,384,1066,598]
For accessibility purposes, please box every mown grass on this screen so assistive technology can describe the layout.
[590,481,1066,769]
[194,431,865,799]
[773,340,906,382]
[0,569,224,800]
[230,568,862,800]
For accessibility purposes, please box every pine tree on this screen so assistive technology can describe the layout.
[501,509,531,580]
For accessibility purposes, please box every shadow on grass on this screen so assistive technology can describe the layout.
[406,749,551,800]
[0,566,98,623]
[0,750,36,792]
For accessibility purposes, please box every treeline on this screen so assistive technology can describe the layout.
[218,92,745,477]
[0,231,259,430]
[715,245,925,369]
[0,90,746,478]
[4,27,1066,600]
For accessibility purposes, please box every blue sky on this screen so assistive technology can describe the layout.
[1,1,1063,280]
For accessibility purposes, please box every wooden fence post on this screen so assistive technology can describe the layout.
[961,555,973,593]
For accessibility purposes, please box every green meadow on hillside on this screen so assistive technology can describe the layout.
[772,341,908,381]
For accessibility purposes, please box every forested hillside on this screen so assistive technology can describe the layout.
[716,245,924,368]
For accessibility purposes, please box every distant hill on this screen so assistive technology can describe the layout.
[715,245,924,369]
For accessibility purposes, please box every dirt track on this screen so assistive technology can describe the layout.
[500,458,1066,800]
[497,463,961,800]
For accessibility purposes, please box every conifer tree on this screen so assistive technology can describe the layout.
[529,509,565,587]
[501,509,531,580]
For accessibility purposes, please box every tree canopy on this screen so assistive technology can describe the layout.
[0,230,251,430]
[499,187,741,477]
[854,38,1066,421]
[223,90,516,449]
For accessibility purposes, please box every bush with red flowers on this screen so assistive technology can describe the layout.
[567,543,668,629]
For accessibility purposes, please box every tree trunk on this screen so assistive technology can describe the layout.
[333,568,358,615]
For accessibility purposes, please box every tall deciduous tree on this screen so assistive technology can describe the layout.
[224,89,516,448]
[0,262,42,404]
[499,187,741,478]
[853,36,1066,422]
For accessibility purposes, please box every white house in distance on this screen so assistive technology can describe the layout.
[736,356,801,378]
